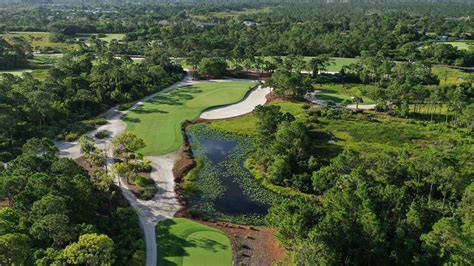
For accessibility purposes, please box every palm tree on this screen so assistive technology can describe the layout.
[352,96,363,110]
[307,55,331,77]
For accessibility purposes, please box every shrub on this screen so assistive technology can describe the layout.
[130,160,152,173]
[301,103,311,110]
[85,118,107,126]
[118,103,133,111]
[95,130,110,139]
[65,132,80,142]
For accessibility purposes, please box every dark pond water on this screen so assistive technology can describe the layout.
[187,133,268,217]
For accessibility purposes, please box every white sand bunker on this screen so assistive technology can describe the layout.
[200,86,271,120]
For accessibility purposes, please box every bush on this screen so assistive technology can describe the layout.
[95,130,110,139]
[308,109,322,117]
[130,174,157,200]
[198,58,228,78]
[301,103,311,110]
[139,186,157,200]
[85,118,107,126]
[130,160,152,173]
[118,103,133,111]
[65,132,81,142]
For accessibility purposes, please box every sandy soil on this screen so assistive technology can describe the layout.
[304,91,376,110]
[200,86,271,119]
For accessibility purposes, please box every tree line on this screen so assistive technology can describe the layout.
[0,45,185,162]
[1,3,473,65]
[0,138,144,265]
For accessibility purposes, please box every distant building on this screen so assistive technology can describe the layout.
[242,20,257,27]
[159,20,169,25]
[437,35,449,41]
[193,21,214,27]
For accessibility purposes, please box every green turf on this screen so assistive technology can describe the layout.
[32,54,63,65]
[442,41,472,51]
[125,80,254,155]
[0,69,33,76]
[325,57,360,72]
[78,33,126,42]
[313,83,376,104]
[0,67,51,80]
[1,32,80,51]
[98,33,125,42]
[156,218,232,266]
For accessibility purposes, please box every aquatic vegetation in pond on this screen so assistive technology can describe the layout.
[186,124,281,224]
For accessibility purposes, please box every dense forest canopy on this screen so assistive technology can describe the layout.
[2,3,472,66]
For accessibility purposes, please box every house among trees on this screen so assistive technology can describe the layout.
[242,19,257,26]
[437,35,449,41]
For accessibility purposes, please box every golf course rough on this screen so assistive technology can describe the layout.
[156,218,232,266]
[125,81,254,155]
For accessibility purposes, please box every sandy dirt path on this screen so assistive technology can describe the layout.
[200,86,271,119]
[304,91,376,110]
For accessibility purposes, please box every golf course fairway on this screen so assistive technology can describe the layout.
[156,218,232,266]
[125,80,254,155]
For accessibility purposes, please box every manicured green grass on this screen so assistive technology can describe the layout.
[125,81,254,155]
[325,57,360,72]
[313,83,376,104]
[98,33,125,42]
[32,54,63,65]
[78,33,126,42]
[442,41,472,51]
[0,68,50,80]
[1,32,79,51]
[156,218,232,266]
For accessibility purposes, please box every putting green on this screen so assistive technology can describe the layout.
[125,80,254,155]
[156,218,232,266]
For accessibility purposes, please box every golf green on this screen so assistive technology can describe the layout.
[156,218,232,266]
[125,80,254,155]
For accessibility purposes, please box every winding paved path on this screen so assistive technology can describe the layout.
[55,75,271,266]
[56,76,192,266]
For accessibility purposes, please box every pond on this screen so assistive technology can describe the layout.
[186,124,277,224]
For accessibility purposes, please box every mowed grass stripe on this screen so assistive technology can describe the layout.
[156,218,232,266]
[125,81,254,155]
